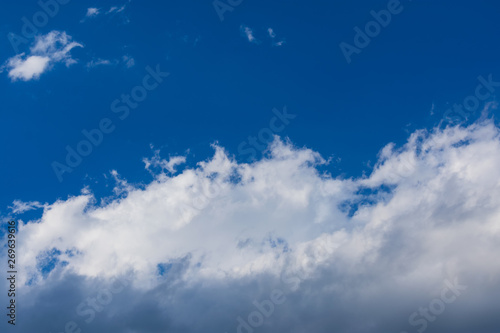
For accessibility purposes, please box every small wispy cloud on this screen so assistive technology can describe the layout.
[107,0,131,14]
[267,28,276,38]
[80,7,101,22]
[2,30,83,81]
[268,27,285,47]
[240,25,258,44]
[9,200,44,214]
[81,1,131,23]
[107,5,126,14]
[240,26,285,46]
[86,55,135,70]
[86,7,100,17]
[143,146,186,174]
[122,55,135,68]
[86,58,115,69]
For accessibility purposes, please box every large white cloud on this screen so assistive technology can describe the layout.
[3,119,500,332]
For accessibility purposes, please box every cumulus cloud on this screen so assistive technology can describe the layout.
[2,31,82,81]
[3,120,500,332]
[3,55,50,81]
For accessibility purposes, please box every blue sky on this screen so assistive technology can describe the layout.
[1,0,499,210]
[2,1,500,333]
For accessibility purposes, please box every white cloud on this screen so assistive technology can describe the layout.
[2,31,82,81]
[81,1,131,23]
[85,58,115,68]
[241,25,258,43]
[80,7,100,22]
[267,28,276,38]
[9,200,44,214]
[4,55,50,81]
[85,55,135,70]
[107,0,131,14]
[5,119,500,332]
[86,7,100,17]
[122,55,135,68]
[143,149,186,174]
[107,5,125,14]
[268,27,285,47]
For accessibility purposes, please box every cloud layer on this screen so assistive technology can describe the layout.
[3,119,500,332]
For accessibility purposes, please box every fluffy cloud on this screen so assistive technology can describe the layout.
[4,55,50,81]
[3,120,500,332]
[2,31,82,81]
